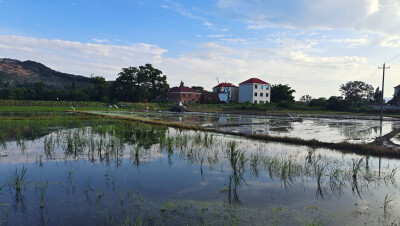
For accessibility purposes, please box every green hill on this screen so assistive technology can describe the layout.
[0,58,94,90]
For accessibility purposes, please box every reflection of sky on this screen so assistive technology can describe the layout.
[1,126,400,225]
[111,111,400,144]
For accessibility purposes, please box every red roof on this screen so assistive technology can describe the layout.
[239,78,269,85]
[169,85,201,93]
[213,83,237,88]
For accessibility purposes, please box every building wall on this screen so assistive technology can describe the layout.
[239,83,270,103]
[213,86,239,103]
[231,87,239,102]
[252,83,270,103]
[239,84,254,103]
[168,92,201,103]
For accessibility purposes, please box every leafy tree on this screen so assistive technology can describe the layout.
[111,67,140,102]
[299,95,312,103]
[339,81,374,104]
[111,64,169,102]
[271,84,296,103]
[309,97,327,108]
[191,86,204,92]
[138,64,169,100]
[91,76,109,102]
[388,90,400,106]
[373,87,383,104]
[325,96,344,111]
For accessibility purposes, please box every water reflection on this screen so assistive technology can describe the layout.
[0,118,400,224]
[117,111,400,143]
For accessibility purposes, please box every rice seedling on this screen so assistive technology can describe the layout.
[305,217,323,226]
[10,166,27,191]
[384,194,394,217]
[351,157,364,179]
[44,135,55,157]
[40,182,48,208]
[0,130,6,150]
[250,153,261,177]
[167,137,174,154]
[226,141,246,174]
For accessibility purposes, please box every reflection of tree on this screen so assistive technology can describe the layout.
[268,119,294,133]
[326,120,373,139]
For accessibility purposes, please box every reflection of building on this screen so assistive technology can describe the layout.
[167,84,201,104]
[212,83,239,103]
[239,78,271,104]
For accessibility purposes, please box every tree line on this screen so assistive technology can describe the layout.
[272,81,384,111]
[0,64,169,103]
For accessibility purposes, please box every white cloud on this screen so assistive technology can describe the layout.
[0,35,167,79]
[216,0,400,35]
[161,0,203,20]
[204,21,213,27]
[0,35,394,98]
[92,38,110,43]
[367,0,380,15]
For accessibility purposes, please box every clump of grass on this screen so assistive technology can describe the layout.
[305,217,323,226]
[227,141,246,173]
[10,166,27,191]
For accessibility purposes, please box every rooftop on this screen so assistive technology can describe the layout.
[213,82,238,88]
[169,85,201,93]
[239,78,269,85]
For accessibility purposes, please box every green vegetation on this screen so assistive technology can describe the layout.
[0,59,170,103]
[10,166,27,191]
[0,110,398,225]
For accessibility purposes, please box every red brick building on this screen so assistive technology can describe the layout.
[167,84,201,104]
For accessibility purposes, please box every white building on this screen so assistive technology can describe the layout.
[238,78,271,104]
[212,83,239,103]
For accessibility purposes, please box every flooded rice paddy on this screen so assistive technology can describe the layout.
[100,111,400,144]
[0,113,400,225]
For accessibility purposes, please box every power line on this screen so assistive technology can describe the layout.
[378,63,390,121]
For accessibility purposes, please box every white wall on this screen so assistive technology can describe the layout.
[253,84,271,103]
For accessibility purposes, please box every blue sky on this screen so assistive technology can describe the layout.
[1,0,400,98]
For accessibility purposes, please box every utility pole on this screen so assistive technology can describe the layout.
[378,63,390,121]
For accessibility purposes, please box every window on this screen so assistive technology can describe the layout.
[255,85,258,89]
[266,93,269,97]
[254,92,257,96]
[260,85,263,89]
[265,85,269,90]
[189,94,191,97]
[260,93,263,97]
[183,94,185,97]
[254,100,257,104]
[260,101,264,104]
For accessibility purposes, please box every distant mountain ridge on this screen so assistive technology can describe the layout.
[0,58,94,90]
